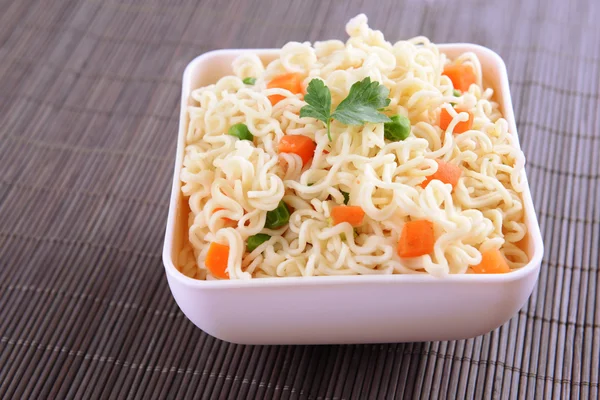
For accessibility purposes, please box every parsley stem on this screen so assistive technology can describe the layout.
[327,119,332,141]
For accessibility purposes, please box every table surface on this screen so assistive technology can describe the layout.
[1,0,599,398]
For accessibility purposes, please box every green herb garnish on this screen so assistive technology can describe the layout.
[299,79,332,139]
[340,190,350,205]
[340,229,358,241]
[384,115,411,142]
[243,77,257,85]
[247,234,270,252]
[265,201,290,229]
[300,77,391,141]
[228,123,254,141]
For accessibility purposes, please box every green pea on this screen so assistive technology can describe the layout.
[243,77,257,85]
[247,234,271,252]
[450,89,461,106]
[228,123,254,141]
[265,201,290,229]
[383,114,411,142]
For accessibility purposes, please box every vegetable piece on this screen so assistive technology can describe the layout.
[242,77,256,85]
[471,248,510,274]
[397,220,435,258]
[450,89,461,106]
[247,234,271,252]
[213,207,236,224]
[278,135,316,165]
[267,73,304,105]
[340,229,358,242]
[205,242,230,279]
[420,160,462,189]
[439,107,473,133]
[285,203,295,214]
[443,63,476,92]
[331,77,391,125]
[299,79,333,139]
[265,200,290,229]
[300,77,391,141]
[340,190,350,205]
[228,123,254,141]
[331,205,365,227]
[384,114,411,141]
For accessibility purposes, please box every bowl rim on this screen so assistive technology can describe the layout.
[162,43,544,289]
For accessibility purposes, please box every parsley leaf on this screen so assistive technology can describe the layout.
[299,77,391,141]
[299,79,332,140]
[340,190,350,205]
[331,77,391,125]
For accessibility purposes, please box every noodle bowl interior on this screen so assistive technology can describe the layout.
[178,14,528,280]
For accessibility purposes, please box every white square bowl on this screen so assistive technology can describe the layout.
[162,44,544,345]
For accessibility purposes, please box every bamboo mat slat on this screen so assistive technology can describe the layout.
[1,0,599,398]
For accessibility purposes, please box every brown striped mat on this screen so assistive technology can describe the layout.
[1,0,599,398]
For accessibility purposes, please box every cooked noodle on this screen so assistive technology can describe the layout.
[178,14,528,280]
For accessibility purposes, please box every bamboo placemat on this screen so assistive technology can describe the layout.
[1,0,599,398]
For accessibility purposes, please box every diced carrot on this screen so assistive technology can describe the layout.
[214,207,250,226]
[278,135,316,165]
[443,63,476,92]
[331,205,365,227]
[471,248,511,274]
[213,207,235,224]
[205,242,230,279]
[285,203,295,214]
[420,160,462,189]
[267,73,304,105]
[397,220,435,258]
[439,107,473,133]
